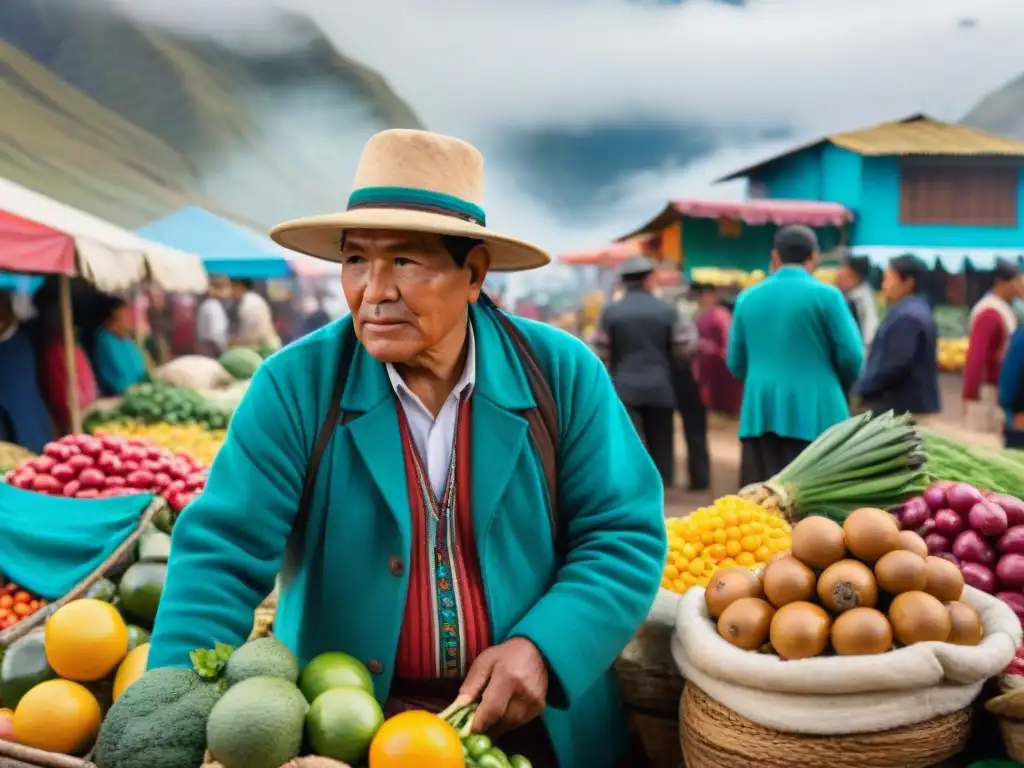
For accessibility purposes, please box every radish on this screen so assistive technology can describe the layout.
[991,495,1024,527]
[925,533,951,555]
[948,483,985,515]
[997,554,1024,590]
[953,530,997,565]
[969,500,1009,537]
[961,562,998,593]
[933,509,965,538]
[901,497,931,529]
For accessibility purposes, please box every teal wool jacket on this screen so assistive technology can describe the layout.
[147,304,668,768]
[727,266,865,442]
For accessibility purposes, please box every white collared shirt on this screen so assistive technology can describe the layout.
[386,326,476,496]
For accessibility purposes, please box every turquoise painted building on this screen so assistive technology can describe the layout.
[719,114,1024,271]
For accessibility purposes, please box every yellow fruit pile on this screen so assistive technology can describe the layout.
[937,337,968,372]
[662,496,792,595]
[99,421,226,466]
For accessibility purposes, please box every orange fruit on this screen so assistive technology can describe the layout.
[113,643,150,700]
[368,710,464,768]
[45,599,128,681]
[13,679,101,754]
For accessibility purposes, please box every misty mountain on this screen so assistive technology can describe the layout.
[0,0,783,238]
[962,72,1024,138]
[0,0,420,229]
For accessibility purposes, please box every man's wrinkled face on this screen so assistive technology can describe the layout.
[340,229,488,364]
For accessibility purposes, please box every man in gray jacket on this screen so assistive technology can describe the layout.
[594,257,698,486]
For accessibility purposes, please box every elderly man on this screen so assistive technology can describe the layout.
[148,130,667,767]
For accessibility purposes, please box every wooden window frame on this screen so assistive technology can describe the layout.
[899,157,1020,228]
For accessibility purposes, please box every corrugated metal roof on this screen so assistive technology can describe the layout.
[832,115,1024,156]
[717,114,1024,182]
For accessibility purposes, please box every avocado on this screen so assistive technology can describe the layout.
[0,630,56,708]
[118,562,167,628]
[138,531,172,562]
[126,625,150,652]
[206,676,307,768]
[223,636,299,688]
[84,577,118,603]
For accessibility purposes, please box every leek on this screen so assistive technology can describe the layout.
[740,411,927,522]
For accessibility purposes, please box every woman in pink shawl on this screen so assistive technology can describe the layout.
[694,283,742,417]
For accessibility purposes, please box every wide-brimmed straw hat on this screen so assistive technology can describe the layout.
[270,129,551,272]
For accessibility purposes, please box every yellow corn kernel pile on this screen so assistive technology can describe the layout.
[98,421,226,467]
[662,495,792,594]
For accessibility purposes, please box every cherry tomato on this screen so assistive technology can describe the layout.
[13,604,31,617]
[14,591,30,604]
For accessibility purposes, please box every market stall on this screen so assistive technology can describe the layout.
[4,408,1024,767]
[0,177,209,432]
[135,206,332,279]
[614,198,854,277]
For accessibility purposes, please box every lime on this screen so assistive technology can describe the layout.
[126,625,150,652]
[298,652,373,702]
[306,687,383,763]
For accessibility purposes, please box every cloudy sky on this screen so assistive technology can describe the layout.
[106,0,1024,260]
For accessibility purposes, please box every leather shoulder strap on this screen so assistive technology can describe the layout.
[491,311,561,546]
[281,330,357,584]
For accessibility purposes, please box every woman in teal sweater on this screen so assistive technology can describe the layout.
[93,296,147,396]
[728,227,865,485]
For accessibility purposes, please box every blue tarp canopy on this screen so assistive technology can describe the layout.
[136,206,298,279]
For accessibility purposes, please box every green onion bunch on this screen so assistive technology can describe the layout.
[740,411,927,522]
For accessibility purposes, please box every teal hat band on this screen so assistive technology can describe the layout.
[347,186,487,227]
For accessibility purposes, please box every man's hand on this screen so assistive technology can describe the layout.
[459,637,548,734]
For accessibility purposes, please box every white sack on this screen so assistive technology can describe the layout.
[672,586,1020,734]
[153,357,234,390]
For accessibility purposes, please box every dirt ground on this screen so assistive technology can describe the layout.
[662,371,999,518]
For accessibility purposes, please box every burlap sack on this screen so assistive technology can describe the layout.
[153,357,234,390]
[203,751,349,768]
[672,586,1021,735]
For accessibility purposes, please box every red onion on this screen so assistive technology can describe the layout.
[924,532,951,555]
[900,497,932,530]
[969,500,1009,537]
[962,562,998,593]
[934,551,961,566]
[915,518,936,538]
[933,509,965,538]
[999,526,1024,554]
[991,495,1024,527]
[947,482,985,516]
[953,530,997,565]
[923,482,950,511]
[997,554,1024,590]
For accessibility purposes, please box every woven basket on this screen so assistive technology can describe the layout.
[0,744,93,768]
[0,496,163,648]
[249,585,278,641]
[681,683,972,768]
[614,590,683,768]
[0,497,163,768]
[986,677,1024,761]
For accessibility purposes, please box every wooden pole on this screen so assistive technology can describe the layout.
[59,274,82,434]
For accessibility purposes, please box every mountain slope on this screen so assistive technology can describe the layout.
[962,72,1024,138]
[0,0,423,229]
